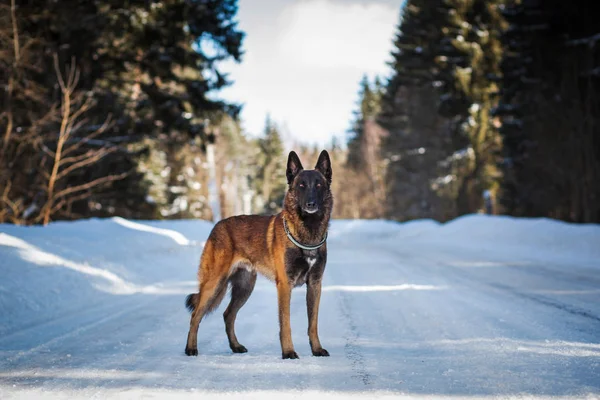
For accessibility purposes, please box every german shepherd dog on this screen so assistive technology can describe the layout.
[185,150,333,359]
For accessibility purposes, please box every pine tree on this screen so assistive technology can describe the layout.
[215,113,255,218]
[379,1,455,221]
[96,0,245,220]
[435,0,507,215]
[97,0,244,141]
[252,115,286,214]
[345,75,387,218]
[347,75,384,171]
[498,0,600,222]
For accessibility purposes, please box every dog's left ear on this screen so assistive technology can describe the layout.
[315,150,332,184]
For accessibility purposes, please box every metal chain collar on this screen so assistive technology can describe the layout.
[282,217,327,251]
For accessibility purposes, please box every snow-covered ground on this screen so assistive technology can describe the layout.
[1,215,599,399]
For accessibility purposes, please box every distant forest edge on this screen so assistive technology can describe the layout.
[1,0,599,225]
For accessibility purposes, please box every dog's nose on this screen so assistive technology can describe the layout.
[306,202,316,209]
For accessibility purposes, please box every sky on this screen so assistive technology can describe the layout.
[217,0,404,148]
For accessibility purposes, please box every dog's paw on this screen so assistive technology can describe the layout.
[231,344,248,354]
[312,348,330,357]
[185,347,198,356]
[282,350,299,359]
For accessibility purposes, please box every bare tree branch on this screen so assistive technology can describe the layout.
[55,146,116,180]
[41,55,73,224]
[53,171,129,201]
[10,0,19,62]
[0,0,20,156]
[62,114,112,157]
[50,190,91,215]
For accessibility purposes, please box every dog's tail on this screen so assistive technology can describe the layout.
[185,282,228,315]
[185,293,199,313]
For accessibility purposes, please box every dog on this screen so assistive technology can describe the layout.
[184,150,333,359]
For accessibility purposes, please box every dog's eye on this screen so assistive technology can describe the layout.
[299,183,305,188]
[316,183,322,188]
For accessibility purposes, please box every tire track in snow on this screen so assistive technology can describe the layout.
[379,244,600,329]
[0,296,133,345]
[337,292,372,386]
[430,254,600,328]
[1,295,156,366]
[489,282,600,324]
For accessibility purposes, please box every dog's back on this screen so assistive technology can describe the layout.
[199,214,282,280]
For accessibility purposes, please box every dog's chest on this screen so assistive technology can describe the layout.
[286,248,321,287]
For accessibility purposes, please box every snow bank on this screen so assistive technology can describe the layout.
[112,217,193,246]
[0,217,212,338]
[409,215,600,270]
[329,214,600,271]
[330,218,440,241]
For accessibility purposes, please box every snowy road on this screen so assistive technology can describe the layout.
[1,217,599,398]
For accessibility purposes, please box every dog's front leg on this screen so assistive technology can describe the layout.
[277,278,298,359]
[306,277,329,356]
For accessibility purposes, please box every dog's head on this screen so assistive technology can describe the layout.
[285,150,332,217]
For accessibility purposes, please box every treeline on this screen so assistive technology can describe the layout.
[2,0,598,225]
[340,0,600,223]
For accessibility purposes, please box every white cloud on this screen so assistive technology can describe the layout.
[217,0,400,147]
[278,0,398,72]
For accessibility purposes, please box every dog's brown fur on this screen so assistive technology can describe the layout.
[185,150,333,359]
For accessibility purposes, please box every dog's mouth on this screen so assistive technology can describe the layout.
[302,207,319,214]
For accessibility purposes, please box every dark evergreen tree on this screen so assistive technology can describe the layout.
[434,0,507,215]
[345,75,387,218]
[252,115,286,214]
[347,75,384,170]
[497,0,600,222]
[379,1,456,221]
[97,0,243,140]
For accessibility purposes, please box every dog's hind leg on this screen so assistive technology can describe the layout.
[185,244,231,356]
[185,276,228,356]
[223,266,257,353]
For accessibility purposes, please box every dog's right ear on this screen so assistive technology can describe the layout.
[286,151,303,185]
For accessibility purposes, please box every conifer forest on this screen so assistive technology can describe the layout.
[1,0,599,225]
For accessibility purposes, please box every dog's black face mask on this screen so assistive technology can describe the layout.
[286,150,332,217]
[294,170,326,215]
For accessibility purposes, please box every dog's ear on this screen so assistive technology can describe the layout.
[315,150,332,184]
[286,151,304,185]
